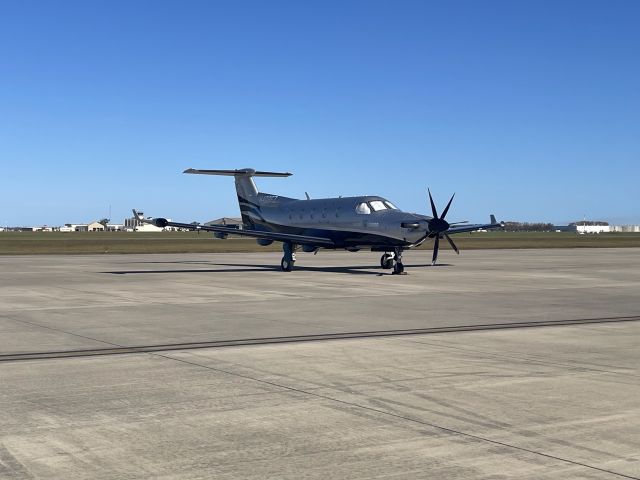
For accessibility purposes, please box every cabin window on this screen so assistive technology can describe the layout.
[355,202,371,214]
[384,201,398,210]
[369,201,387,212]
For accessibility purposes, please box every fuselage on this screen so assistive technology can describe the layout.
[239,192,429,250]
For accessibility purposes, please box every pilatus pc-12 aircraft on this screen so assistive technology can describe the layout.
[135,168,502,274]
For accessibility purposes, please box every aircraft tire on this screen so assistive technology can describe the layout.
[281,257,294,272]
[380,253,394,269]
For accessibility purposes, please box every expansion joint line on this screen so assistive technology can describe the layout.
[154,352,639,480]
[2,315,125,349]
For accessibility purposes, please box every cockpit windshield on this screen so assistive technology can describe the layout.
[369,200,387,211]
[356,200,398,214]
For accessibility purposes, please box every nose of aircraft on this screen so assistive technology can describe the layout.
[425,189,459,265]
[427,217,449,234]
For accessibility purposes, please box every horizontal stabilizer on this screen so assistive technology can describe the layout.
[183,168,292,177]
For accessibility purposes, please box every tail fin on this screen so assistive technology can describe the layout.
[184,168,292,227]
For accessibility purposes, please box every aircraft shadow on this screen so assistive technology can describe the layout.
[104,263,452,275]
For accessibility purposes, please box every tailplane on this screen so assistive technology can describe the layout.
[184,167,292,227]
[184,168,291,177]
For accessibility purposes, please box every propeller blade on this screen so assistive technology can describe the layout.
[427,188,438,219]
[432,236,440,265]
[444,233,459,254]
[448,220,469,225]
[440,193,455,220]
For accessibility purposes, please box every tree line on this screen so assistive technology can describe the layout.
[570,220,609,226]
[501,220,610,232]
[502,222,555,232]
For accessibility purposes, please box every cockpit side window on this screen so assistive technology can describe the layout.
[383,201,398,210]
[355,202,371,214]
[369,200,387,212]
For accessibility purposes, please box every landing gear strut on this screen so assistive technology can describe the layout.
[281,242,296,272]
[392,248,405,275]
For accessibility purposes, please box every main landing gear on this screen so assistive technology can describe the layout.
[380,248,405,275]
[280,242,296,272]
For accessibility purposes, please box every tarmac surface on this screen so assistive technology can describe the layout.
[1,248,639,479]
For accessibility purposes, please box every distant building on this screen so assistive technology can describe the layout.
[553,224,609,233]
[554,223,640,234]
[131,223,164,232]
[610,225,640,233]
[61,223,88,232]
[87,221,105,232]
[123,213,180,232]
[124,212,161,232]
[577,225,610,234]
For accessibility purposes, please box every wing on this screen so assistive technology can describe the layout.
[132,210,334,246]
[447,214,503,235]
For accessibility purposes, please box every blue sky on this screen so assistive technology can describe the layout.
[1,0,639,226]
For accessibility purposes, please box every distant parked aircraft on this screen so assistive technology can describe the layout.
[135,168,502,273]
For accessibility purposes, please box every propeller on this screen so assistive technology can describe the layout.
[426,189,459,265]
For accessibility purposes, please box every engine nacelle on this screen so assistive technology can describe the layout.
[214,232,228,239]
[301,244,317,253]
[256,238,273,246]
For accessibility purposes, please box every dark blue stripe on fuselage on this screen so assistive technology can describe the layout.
[247,218,407,248]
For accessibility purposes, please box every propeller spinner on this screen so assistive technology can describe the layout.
[427,189,459,265]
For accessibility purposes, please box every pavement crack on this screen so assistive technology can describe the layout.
[398,337,640,379]
[0,315,124,350]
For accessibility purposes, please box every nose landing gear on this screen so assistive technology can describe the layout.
[380,253,394,269]
[380,249,406,274]
[281,242,296,272]
[392,248,405,275]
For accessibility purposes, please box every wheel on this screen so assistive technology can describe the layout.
[281,257,294,272]
[393,262,404,275]
[380,253,394,269]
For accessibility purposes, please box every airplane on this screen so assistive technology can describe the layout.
[134,168,503,274]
